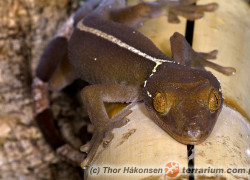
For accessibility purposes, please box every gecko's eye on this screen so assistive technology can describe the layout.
[208,89,221,112]
[153,92,168,114]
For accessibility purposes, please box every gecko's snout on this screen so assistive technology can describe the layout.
[183,123,202,140]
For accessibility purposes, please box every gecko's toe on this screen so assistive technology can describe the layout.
[80,133,103,168]
[81,154,93,169]
[81,151,96,169]
[194,49,236,76]
[112,117,130,129]
[80,128,116,168]
[203,3,219,12]
[198,49,218,60]
[103,131,114,147]
[111,109,132,128]
[80,142,91,153]
[80,133,98,153]
[168,11,181,23]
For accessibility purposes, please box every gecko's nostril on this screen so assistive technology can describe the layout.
[184,123,202,139]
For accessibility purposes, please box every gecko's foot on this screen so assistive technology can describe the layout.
[194,49,236,76]
[168,2,218,23]
[170,32,236,76]
[192,49,218,69]
[197,49,218,60]
[80,109,132,168]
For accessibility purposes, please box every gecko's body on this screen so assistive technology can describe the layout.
[70,14,170,87]
[33,0,235,168]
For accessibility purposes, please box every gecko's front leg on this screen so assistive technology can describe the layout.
[170,32,236,75]
[79,84,142,168]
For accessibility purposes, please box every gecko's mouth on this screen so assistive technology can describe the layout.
[165,124,209,145]
[171,133,208,145]
[166,120,213,145]
[145,105,211,145]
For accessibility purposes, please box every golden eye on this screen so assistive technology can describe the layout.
[153,92,168,114]
[208,89,221,112]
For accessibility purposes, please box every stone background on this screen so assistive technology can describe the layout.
[0,0,88,179]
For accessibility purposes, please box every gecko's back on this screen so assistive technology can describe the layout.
[68,13,172,87]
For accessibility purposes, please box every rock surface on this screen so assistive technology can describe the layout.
[0,0,85,179]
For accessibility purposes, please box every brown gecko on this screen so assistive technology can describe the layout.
[32,0,235,168]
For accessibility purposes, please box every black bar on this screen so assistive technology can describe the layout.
[185,17,195,180]
[187,145,194,180]
[185,20,195,46]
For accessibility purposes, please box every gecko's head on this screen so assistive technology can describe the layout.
[143,64,222,145]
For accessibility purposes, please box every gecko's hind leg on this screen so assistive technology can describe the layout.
[170,32,236,76]
[109,0,218,28]
[33,0,102,166]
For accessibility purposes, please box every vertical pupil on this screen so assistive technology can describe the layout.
[215,94,218,105]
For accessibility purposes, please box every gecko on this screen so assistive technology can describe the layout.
[32,0,236,168]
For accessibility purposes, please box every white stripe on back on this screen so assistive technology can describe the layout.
[77,22,175,96]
